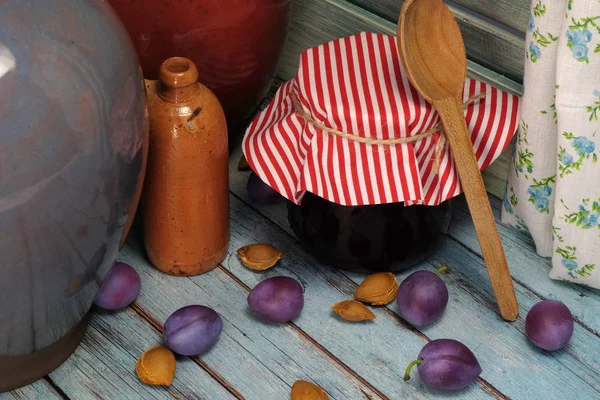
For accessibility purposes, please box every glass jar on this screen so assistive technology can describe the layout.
[287,192,453,273]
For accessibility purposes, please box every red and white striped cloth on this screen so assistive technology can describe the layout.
[242,32,520,207]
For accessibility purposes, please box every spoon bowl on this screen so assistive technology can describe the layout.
[398,0,466,102]
[398,0,519,321]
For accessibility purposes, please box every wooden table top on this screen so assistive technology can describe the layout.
[5,103,599,400]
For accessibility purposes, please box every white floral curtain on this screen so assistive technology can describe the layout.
[502,0,600,288]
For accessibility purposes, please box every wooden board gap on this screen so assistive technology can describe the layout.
[43,376,70,400]
[218,249,509,400]
[130,303,245,400]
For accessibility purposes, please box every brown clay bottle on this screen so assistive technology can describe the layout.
[142,57,230,276]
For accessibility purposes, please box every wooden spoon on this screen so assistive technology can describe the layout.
[398,0,518,321]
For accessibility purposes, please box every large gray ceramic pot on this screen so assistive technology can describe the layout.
[0,0,148,391]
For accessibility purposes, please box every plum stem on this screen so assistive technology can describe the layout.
[404,359,422,381]
[434,265,449,275]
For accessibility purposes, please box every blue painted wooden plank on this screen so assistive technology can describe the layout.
[223,197,498,399]
[119,241,386,400]
[232,171,599,398]
[446,0,529,33]
[280,0,524,92]
[223,191,600,400]
[1,379,62,400]
[422,238,600,397]
[448,196,600,334]
[448,0,531,32]
[47,307,234,400]
[223,195,499,398]
[345,0,525,81]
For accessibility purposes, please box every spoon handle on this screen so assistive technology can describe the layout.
[435,96,519,322]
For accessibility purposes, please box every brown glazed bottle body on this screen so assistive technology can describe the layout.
[142,57,230,276]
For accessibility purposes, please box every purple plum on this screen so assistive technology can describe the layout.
[397,266,449,327]
[94,261,141,310]
[404,339,482,391]
[525,300,573,351]
[163,305,223,356]
[248,276,304,323]
[247,172,281,204]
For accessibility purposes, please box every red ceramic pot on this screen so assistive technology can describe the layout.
[108,0,291,139]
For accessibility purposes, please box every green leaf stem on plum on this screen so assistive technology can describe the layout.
[403,359,422,381]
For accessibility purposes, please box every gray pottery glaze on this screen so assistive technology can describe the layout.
[0,0,148,356]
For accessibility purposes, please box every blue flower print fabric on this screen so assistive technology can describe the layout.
[502,0,600,289]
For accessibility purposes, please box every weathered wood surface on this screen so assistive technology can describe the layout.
[350,0,531,35]
[0,379,63,400]
[229,160,600,399]
[347,0,526,81]
[449,196,600,334]
[282,0,525,85]
[223,198,500,399]
[280,0,523,95]
[47,307,234,400]
[8,131,600,399]
[449,0,529,33]
[119,240,385,400]
[481,149,512,203]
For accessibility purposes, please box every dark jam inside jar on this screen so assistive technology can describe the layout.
[287,192,453,273]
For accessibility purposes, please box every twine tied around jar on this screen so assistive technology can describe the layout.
[291,91,487,174]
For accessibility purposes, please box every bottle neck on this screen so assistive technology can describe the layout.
[158,82,201,103]
[156,57,201,103]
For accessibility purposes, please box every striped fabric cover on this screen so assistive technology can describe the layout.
[242,32,520,207]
